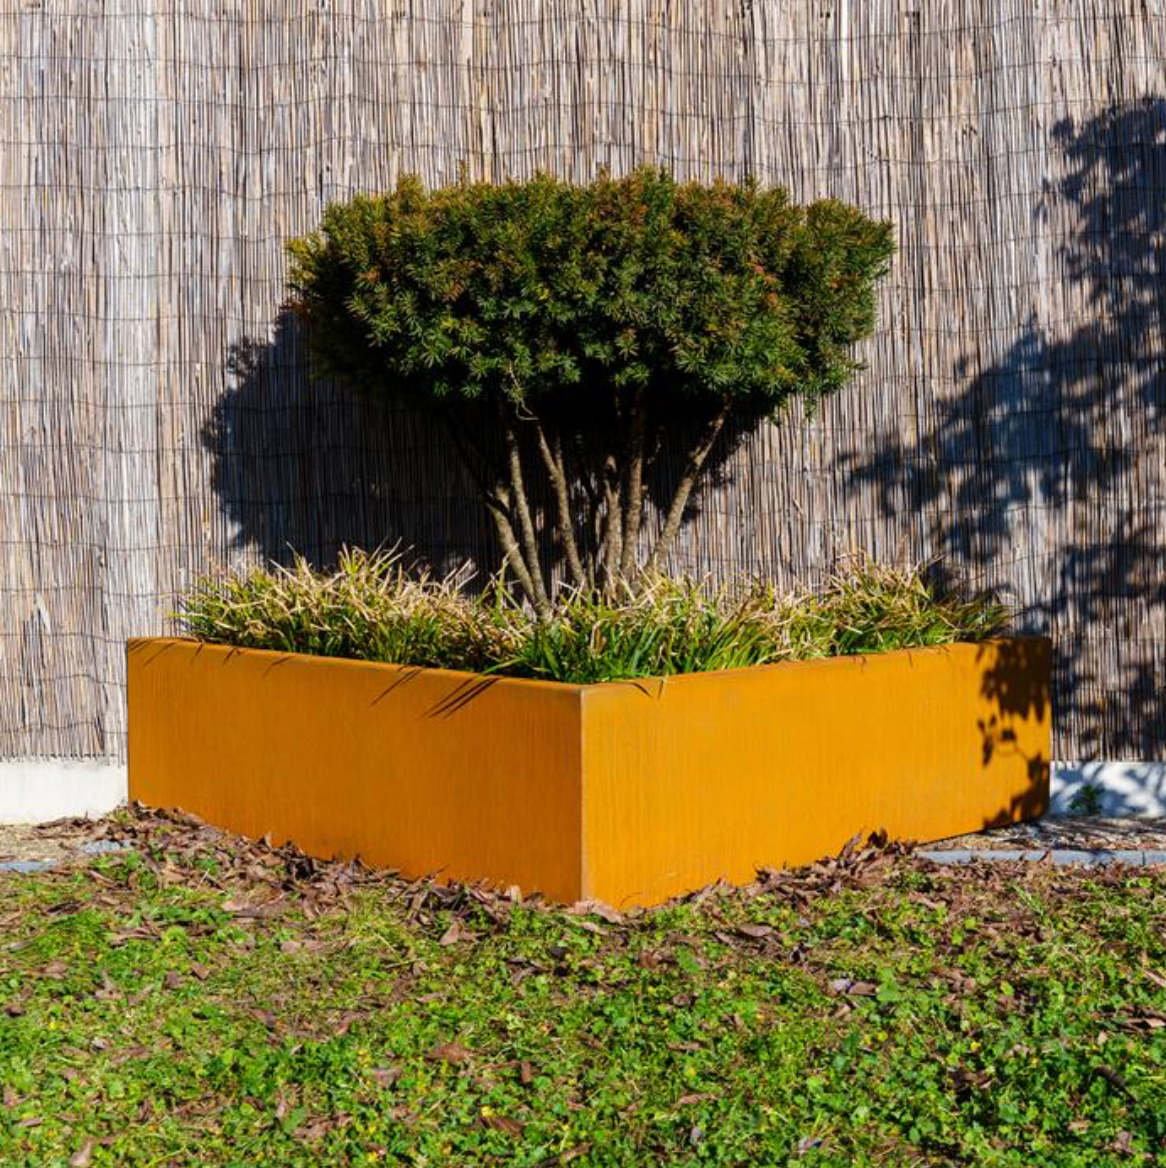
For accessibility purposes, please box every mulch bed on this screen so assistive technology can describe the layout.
[7,806,1166,882]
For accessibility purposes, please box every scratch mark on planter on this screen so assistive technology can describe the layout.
[372,667,423,706]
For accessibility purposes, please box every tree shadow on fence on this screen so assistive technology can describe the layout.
[204,309,748,587]
[204,310,493,575]
[976,637,1051,826]
[843,98,1166,760]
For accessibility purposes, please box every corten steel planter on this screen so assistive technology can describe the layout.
[127,636,1051,907]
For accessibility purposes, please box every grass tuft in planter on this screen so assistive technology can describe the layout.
[177,548,1009,684]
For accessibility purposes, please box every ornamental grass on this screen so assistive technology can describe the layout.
[178,550,1009,684]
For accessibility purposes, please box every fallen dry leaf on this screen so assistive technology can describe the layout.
[736,923,774,940]
[222,897,286,920]
[68,1138,96,1167]
[570,899,623,925]
[481,1111,524,1136]
[572,919,606,935]
[439,920,470,946]
[331,1011,364,1037]
[1110,1130,1136,1155]
[828,978,876,997]
[368,1066,402,1088]
[427,1042,474,1066]
[94,971,119,1001]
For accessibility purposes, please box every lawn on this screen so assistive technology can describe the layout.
[2,810,1165,1166]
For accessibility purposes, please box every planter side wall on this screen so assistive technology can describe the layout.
[127,640,585,902]
[580,639,1051,907]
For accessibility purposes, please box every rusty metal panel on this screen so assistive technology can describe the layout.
[580,640,1051,907]
[127,639,585,902]
[129,638,1049,907]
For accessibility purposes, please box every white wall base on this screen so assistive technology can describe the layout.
[1051,761,1166,818]
[0,759,127,824]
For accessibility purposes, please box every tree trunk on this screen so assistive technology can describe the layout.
[618,386,648,580]
[641,404,731,577]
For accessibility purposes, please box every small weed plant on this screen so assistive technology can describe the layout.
[178,550,1009,683]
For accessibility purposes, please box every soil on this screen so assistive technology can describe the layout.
[0,816,110,866]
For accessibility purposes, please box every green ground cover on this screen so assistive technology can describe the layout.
[2,811,1165,1166]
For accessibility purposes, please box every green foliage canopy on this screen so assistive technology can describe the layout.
[289,168,892,412]
[287,169,894,610]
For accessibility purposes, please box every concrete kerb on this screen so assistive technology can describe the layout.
[917,848,1166,867]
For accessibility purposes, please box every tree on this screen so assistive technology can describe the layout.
[288,167,893,614]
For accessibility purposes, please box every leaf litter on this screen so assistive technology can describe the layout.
[0,804,1164,1163]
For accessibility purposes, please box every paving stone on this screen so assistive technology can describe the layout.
[917,849,1044,865]
[917,847,1151,868]
[0,859,58,873]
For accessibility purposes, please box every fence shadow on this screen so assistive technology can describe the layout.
[204,310,748,586]
[204,310,493,574]
[842,97,1166,760]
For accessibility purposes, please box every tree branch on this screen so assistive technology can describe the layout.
[533,417,589,591]
[483,490,541,608]
[441,410,542,611]
[618,385,648,580]
[600,454,622,595]
[641,403,731,578]
[499,400,552,617]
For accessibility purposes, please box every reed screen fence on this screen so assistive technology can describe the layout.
[3,1,1166,762]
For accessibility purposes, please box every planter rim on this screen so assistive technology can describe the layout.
[129,634,1048,694]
